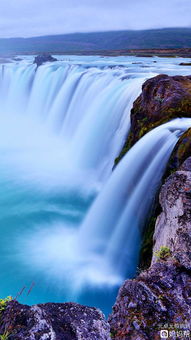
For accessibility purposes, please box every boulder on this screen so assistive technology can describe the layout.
[33,54,57,66]
[0,301,111,340]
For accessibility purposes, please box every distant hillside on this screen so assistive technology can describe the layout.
[0,28,191,55]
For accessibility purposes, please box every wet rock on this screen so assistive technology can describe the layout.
[109,158,191,339]
[166,128,191,176]
[0,301,111,340]
[34,54,57,66]
[179,62,191,66]
[115,74,191,164]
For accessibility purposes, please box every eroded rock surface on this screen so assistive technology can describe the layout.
[0,301,111,340]
[109,158,191,339]
[116,74,191,164]
[166,127,191,176]
[152,157,191,268]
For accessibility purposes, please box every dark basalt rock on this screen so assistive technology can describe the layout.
[0,301,111,340]
[166,128,191,177]
[109,158,191,339]
[115,74,191,165]
[34,54,57,67]
[179,62,191,66]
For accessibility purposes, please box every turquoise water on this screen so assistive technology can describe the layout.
[0,56,191,316]
[0,168,119,314]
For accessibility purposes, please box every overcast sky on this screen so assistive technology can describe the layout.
[0,0,190,38]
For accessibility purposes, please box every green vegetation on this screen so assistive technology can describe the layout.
[0,331,10,340]
[0,297,12,340]
[165,128,191,177]
[110,330,117,338]
[0,297,12,315]
[154,246,172,260]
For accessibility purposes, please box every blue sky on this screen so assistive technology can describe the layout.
[0,0,190,38]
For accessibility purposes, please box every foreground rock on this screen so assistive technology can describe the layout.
[116,74,191,164]
[109,158,191,339]
[0,301,111,340]
[34,54,57,66]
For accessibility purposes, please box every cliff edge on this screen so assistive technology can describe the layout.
[109,158,191,339]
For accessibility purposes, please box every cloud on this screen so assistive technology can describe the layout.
[0,0,190,38]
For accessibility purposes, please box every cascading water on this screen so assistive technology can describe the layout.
[0,56,191,315]
[0,59,145,313]
[25,118,191,295]
[78,118,191,278]
[0,62,144,181]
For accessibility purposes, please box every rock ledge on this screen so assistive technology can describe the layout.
[0,301,111,340]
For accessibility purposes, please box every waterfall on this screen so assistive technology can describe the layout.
[0,60,145,310]
[19,119,191,292]
[0,62,144,183]
[1,58,191,315]
[79,118,191,279]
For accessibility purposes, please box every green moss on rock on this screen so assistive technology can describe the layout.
[166,128,191,177]
[116,74,191,165]
[139,195,162,270]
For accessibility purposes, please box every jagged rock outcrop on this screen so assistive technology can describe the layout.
[0,301,111,340]
[109,158,191,339]
[34,54,57,66]
[115,74,191,164]
[140,130,191,269]
[166,127,191,176]
[152,157,191,268]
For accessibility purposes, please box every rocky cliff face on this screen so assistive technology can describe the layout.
[116,74,191,164]
[152,157,191,268]
[166,128,191,177]
[108,158,191,339]
[0,301,111,340]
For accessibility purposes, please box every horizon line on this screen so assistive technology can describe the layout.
[0,26,191,40]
